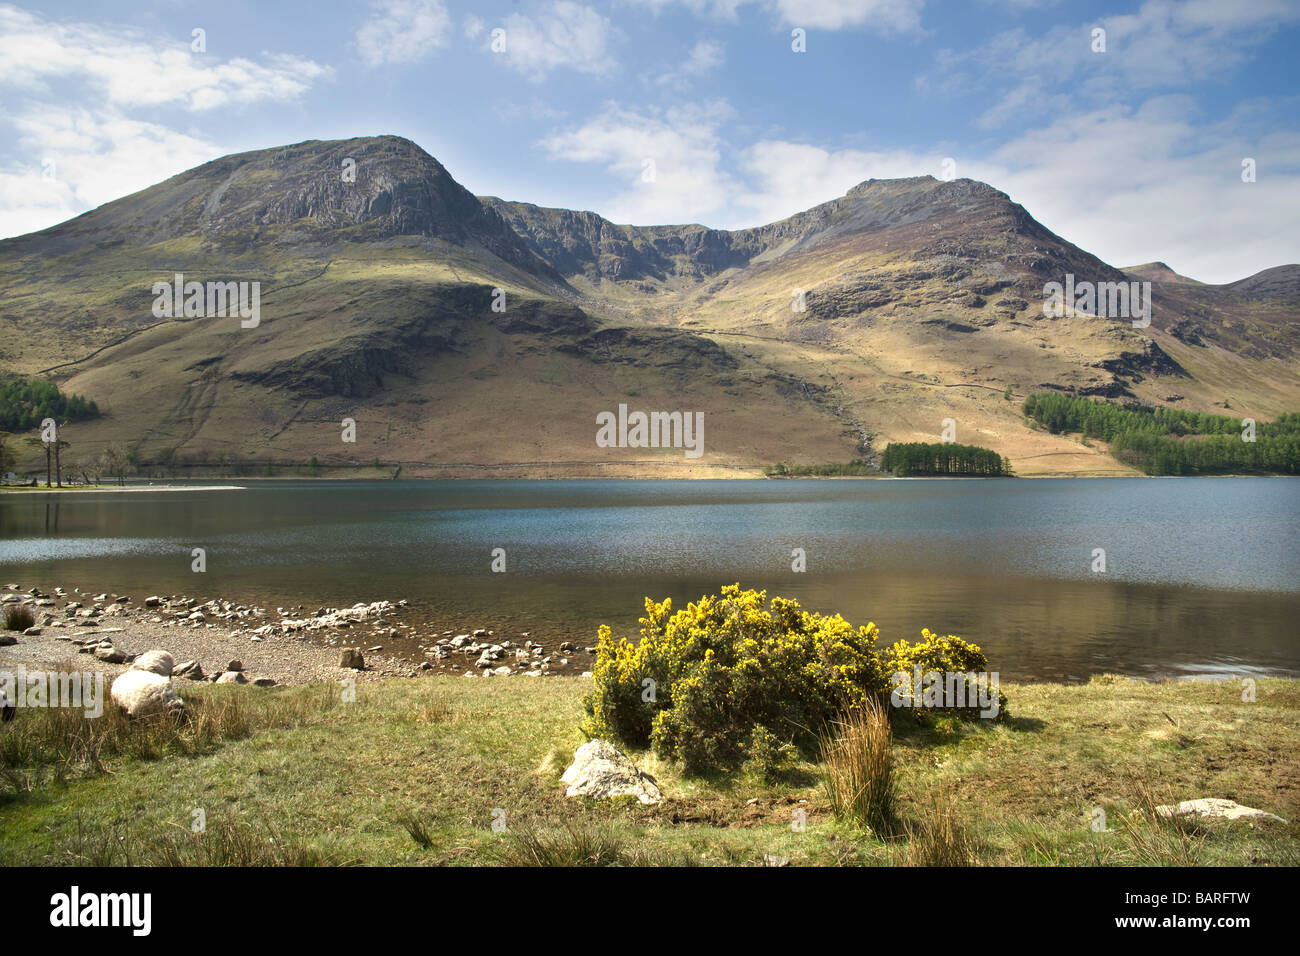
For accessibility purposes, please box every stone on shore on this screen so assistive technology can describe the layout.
[560,740,662,805]
[93,643,128,663]
[173,660,204,680]
[130,649,175,677]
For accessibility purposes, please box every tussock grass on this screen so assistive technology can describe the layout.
[3,605,35,631]
[820,697,896,835]
[493,817,627,867]
[398,811,435,849]
[53,813,351,866]
[903,791,979,866]
[1113,783,1208,867]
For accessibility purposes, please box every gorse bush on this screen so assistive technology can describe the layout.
[583,585,889,772]
[743,724,796,782]
[884,628,1008,720]
[583,585,1005,773]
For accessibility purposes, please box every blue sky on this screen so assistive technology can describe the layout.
[1,0,1296,282]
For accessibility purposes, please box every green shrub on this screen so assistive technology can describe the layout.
[582,585,890,773]
[742,724,795,782]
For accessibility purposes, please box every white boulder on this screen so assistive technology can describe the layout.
[110,669,184,718]
[561,739,662,805]
[130,649,175,677]
[1156,798,1286,824]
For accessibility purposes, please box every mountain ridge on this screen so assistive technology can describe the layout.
[1,134,1297,478]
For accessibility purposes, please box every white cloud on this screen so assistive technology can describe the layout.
[0,5,328,239]
[538,101,737,224]
[619,0,746,20]
[0,111,222,239]
[683,39,725,75]
[648,39,724,89]
[622,0,924,32]
[356,0,452,69]
[493,2,620,82]
[987,100,1300,283]
[736,140,949,224]
[0,6,329,110]
[925,0,1300,124]
[772,0,924,32]
[734,107,1300,283]
[538,92,1298,283]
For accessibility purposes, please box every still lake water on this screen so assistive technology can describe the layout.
[1,478,1297,681]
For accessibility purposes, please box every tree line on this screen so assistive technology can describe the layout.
[880,442,1012,476]
[0,374,116,486]
[764,460,876,477]
[0,375,100,432]
[1023,392,1300,475]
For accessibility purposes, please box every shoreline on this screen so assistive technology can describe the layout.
[0,484,245,493]
[4,474,1294,492]
[0,581,594,686]
[3,578,1294,689]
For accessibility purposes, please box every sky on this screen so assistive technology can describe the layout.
[0,0,1296,283]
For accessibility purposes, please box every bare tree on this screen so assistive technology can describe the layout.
[24,435,51,486]
[101,443,128,486]
[0,430,14,479]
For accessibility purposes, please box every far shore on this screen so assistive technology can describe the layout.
[0,484,245,493]
[3,468,1294,489]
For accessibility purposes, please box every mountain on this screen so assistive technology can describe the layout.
[1,134,1297,478]
[1122,261,1202,285]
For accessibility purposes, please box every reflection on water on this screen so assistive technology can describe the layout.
[1,478,1297,681]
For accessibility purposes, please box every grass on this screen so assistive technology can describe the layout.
[0,674,1296,866]
[820,697,896,835]
[52,813,351,866]
[3,604,35,631]
[0,673,338,797]
[903,790,979,865]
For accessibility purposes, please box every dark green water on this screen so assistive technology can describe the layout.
[2,478,1297,681]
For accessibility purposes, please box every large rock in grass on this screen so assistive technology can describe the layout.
[1156,798,1287,824]
[130,649,175,677]
[110,669,184,718]
[561,739,662,805]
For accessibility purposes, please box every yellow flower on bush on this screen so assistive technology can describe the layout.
[581,585,893,772]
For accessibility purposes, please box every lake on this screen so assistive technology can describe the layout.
[2,477,1297,681]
